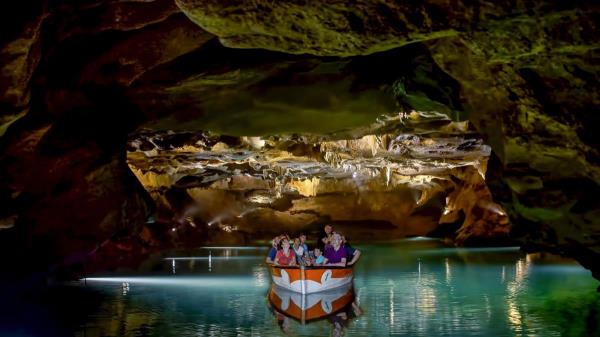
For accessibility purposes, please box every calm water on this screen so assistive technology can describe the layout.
[3,239,599,337]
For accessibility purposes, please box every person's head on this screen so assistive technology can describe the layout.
[340,234,347,244]
[272,236,281,247]
[331,233,342,248]
[280,238,290,250]
[314,247,322,257]
[299,234,306,243]
[324,224,333,235]
[293,237,300,246]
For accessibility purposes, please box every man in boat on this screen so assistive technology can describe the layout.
[323,233,347,267]
[299,233,309,252]
[341,234,361,266]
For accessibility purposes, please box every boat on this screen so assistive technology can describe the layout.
[268,282,354,323]
[269,265,353,294]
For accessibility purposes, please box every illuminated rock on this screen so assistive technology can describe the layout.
[128,121,508,242]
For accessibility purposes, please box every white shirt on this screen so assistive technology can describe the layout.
[294,246,304,257]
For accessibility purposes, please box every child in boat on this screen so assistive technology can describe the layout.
[324,232,347,266]
[313,247,325,265]
[274,238,296,266]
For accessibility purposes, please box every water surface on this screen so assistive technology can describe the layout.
[3,239,599,337]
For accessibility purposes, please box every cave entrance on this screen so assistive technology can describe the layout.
[126,110,508,246]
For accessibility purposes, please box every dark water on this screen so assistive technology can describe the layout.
[2,239,599,337]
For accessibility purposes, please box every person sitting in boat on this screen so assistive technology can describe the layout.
[292,237,305,261]
[341,234,361,266]
[317,224,334,250]
[299,233,309,252]
[324,233,347,267]
[312,247,325,266]
[266,236,281,264]
[274,238,297,266]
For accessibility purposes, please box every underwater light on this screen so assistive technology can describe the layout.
[406,236,436,241]
[81,276,261,288]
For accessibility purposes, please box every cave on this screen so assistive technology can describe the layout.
[1,1,599,336]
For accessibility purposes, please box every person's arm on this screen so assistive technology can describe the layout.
[347,249,361,266]
[326,257,346,267]
[266,248,276,264]
[274,252,280,266]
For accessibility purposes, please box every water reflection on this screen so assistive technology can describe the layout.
[267,283,362,335]
[49,242,599,337]
[268,283,355,322]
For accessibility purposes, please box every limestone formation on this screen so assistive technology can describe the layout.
[127,117,508,242]
[0,0,598,278]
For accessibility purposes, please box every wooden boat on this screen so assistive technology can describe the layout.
[269,265,353,294]
[268,282,354,323]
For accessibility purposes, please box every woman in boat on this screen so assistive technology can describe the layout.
[274,238,297,266]
[324,233,347,267]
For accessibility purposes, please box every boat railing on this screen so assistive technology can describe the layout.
[270,265,351,270]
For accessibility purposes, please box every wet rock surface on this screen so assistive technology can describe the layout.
[0,0,598,279]
[126,117,508,244]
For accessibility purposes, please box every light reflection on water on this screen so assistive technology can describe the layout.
[65,241,600,336]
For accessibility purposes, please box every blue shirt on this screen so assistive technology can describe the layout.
[315,255,325,264]
[345,244,356,256]
[268,247,277,260]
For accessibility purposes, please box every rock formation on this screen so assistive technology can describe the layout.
[127,115,509,243]
[0,0,598,279]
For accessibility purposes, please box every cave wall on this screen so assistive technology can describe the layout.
[0,0,213,273]
[0,0,598,278]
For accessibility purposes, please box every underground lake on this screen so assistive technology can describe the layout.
[2,240,598,337]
